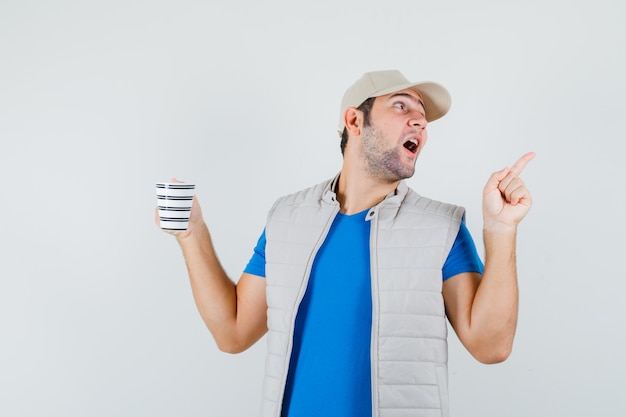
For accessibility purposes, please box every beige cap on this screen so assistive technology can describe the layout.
[338,70,451,134]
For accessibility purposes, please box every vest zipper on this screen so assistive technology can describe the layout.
[368,207,380,417]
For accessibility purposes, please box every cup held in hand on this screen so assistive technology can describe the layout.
[156,182,195,230]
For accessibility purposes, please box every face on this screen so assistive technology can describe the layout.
[358,88,428,182]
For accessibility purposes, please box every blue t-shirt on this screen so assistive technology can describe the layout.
[244,210,484,417]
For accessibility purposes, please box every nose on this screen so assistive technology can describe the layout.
[409,115,427,129]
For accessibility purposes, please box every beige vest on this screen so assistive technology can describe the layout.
[260,177,464,417]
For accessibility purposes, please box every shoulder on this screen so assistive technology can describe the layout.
[270,178,335,211]
[398,186,469,255]
[399,185,466,223]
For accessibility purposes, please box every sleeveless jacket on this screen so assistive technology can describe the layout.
[260,176,465,417]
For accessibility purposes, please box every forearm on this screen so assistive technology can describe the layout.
[176,223,241,349]
[469,227,519,362]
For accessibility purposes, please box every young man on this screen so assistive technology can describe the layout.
[158,70,534,417]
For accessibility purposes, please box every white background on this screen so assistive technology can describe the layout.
[1,1,624,416]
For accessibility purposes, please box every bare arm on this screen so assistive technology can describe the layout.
[157,191,268,354]
[443,152,534,364]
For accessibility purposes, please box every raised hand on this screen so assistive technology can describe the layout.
[483,152,535,232]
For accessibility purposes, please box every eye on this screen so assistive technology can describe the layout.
[393,102,406,111]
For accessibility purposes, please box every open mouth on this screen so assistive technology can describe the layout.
[403,139,418,154]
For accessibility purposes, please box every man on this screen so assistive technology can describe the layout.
[158,70,534,417]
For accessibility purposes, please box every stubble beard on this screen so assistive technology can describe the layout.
[360,124,416,182]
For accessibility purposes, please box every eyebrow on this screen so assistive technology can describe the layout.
[388,92,425,110]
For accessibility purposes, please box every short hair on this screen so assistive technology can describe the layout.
[340,97,375,155]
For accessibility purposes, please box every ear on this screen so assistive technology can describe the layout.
[344,107,363,138]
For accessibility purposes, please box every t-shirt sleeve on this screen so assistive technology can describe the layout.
[442,221,484,281]
[243,228,267,278]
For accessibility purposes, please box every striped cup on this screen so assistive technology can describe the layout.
[156,182,195,230]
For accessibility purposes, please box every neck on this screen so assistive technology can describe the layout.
[335,165,400,215]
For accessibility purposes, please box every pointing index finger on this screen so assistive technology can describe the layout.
[509,152,536,176]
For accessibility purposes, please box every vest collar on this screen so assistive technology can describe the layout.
[322,173,409,207]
